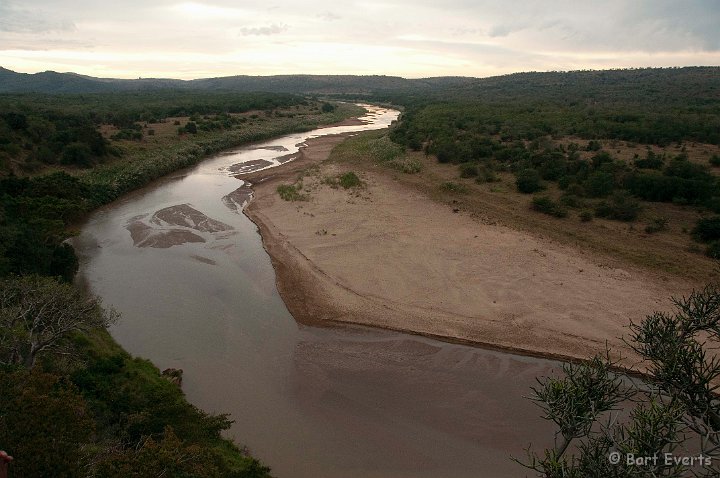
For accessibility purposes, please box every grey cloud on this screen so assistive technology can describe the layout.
[240,23,289,36]
[0,3,75,33]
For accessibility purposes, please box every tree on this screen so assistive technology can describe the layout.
[522,284,720,477]
[0,275,117,368]
[0,368,95,478]
[516,168,544,193]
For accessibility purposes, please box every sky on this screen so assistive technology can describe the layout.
[0,0,719,79]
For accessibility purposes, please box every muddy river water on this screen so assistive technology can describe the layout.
[73,105,557,478]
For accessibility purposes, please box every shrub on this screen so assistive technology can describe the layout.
[692,216,720,242]
[706,241,720,259]
[276,184,306,201]
[644,217,668,234]
[515,168,543,193]
[60,142,94,168]
[579,210,593,222]
[710,154,720,167]
[339,172,362,189]
[634,150,664,169]
[583,171,615,197]
[531,196,568,218]
[184,122,198,134]
[595,191,641,221]
[459,163,478,178]
[559,194,585,209]
[388,156,422,174]
[585,140,602,151]
[439,181,468,194]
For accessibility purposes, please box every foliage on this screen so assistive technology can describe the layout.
[439,181,468,194]
[459,163,479,178]
[523,285,720,477]
[595,192,641,222]
[277,184,306,201]
[0,275,116,368]
[579,210,594,222]
[516,168,544,194]
[339,171,362,189]
[531,196,568,218]
[645,217,669,234]
[692,216,720,243]
[0,367,95,478]
[329,130,422,173]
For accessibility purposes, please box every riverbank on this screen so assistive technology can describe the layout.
[242,132,695,364]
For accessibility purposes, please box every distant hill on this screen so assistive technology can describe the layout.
[0,67,495,95]
[1,66,719,101]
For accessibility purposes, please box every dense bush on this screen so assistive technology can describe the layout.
[595,191,641,221]
[339,171,362,188]
[692,216,720,243]
[531,196,568,218]
[515,168,543,193]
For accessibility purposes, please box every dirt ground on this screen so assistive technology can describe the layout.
[242,134,697,364]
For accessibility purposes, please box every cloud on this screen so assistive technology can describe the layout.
[0,3,75,33]
[239,23,289,36]
[317,11,341,21]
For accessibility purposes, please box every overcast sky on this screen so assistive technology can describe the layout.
[1,0,719,79]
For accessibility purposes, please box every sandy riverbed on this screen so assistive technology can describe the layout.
[242,134,692,362]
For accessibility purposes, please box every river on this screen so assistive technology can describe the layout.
[73,105,557,478]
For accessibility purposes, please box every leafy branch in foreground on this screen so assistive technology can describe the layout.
[522,284,720,477]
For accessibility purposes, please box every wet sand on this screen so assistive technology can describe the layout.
[243,136,691,364]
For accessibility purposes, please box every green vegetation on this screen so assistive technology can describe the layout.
[339,171,362,189]
[524,284,720,477]
[0,94,361,278]
[439,181,468,194]
[329,130,422,173]
[0,91,362,476]
[531,196,568,218]
[516,168,544,194]
[386,68,720,232]
[692,216,720,258]
[0,275,270,477]
[644,216,669,234]
[277,183,307,201]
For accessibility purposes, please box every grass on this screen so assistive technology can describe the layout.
[277,184,307,201]
[439,181,469,194]
[330,130,422,173]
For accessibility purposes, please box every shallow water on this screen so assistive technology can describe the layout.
[73,105,557,478]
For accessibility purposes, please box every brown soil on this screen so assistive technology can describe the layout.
[242,136,696,364]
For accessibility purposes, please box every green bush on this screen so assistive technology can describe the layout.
[459,163,479,178]
[595,191,641,221]
[644,217,669,234]
[439,181,468,194]
[706,241,720,259]
[388,156,422,173]
[339,171,362,189]
[515,168,543,193]
[559,194,585,209]
[692,216,720,242]
[710,154,720,167]
[531,196,567,218]
[277,184,306,201]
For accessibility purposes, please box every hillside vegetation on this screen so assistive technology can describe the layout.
[0,90,362,477]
